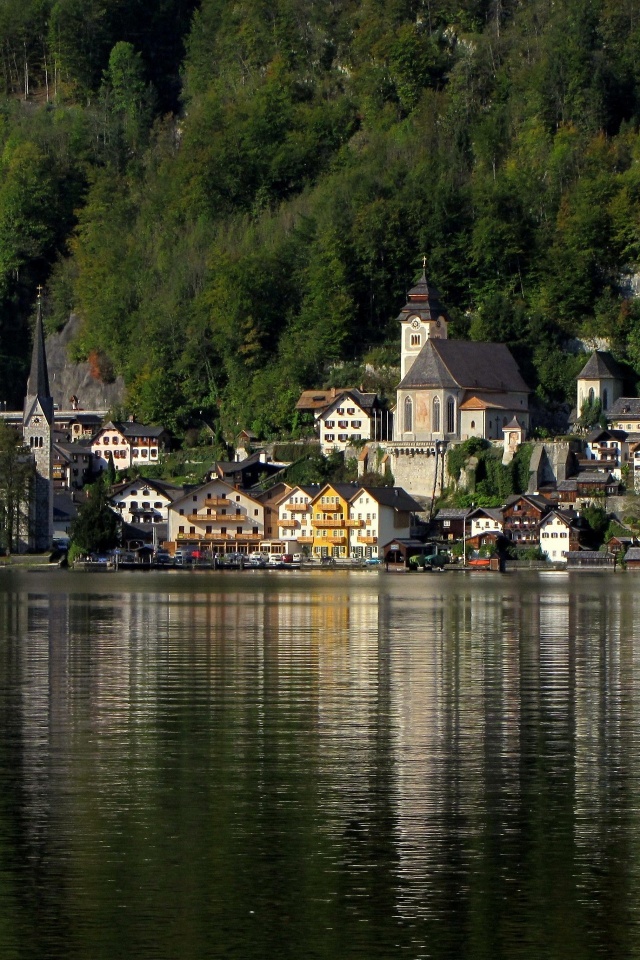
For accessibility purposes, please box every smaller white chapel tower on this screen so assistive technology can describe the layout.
[23,290,53,551]
[398,259,449,380]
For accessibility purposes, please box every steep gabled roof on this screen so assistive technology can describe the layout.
[398,339,530,393]
[24,297,53,425]
[577,351,624,380]
[357,486,422,512]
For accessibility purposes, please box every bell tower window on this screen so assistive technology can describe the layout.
[433,397,440,433]
[410,333,421,347]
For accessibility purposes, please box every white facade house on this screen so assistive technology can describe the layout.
[91,420,170,472]
[111,478,183,525]
[275,485,318,551]
[468,507,504,538]
[318,390,383,454]
[538,511,581,562]
[346,487,419,558]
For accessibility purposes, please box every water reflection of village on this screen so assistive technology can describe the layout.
[3,574,640,954]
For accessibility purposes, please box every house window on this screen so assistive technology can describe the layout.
[178,525,184,533]
[433,396,440,432]
[326,434,334,442]
[237,527,243,534]
[325,421,334,428]
[447,396,455,434]
[404,396,413,433]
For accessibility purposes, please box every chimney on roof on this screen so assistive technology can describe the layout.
[394,488,399,496]
[129,414,136,422]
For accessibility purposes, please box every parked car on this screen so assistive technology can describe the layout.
[268,554,283,566]
[156,550,173,565]
[248,554,268,567]
[364,557,381,566]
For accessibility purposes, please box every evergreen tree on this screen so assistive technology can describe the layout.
[70,476,119,554]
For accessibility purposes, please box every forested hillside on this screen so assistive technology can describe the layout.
[2,0,640,437]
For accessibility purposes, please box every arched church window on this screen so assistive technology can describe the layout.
[433,397,440,433]
[447,396,455,434]
[588,387,595,403]
[470,420,475,429]
[404,396,413,433]
[603,389,608,410]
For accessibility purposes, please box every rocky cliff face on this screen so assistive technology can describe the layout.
[46,315,125,411]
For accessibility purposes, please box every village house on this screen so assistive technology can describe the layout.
[52,440,93,490]
[347,486,421,559]
[111,477,184,525]
[607,535,638,558]
[581,429,627,480]
[502,494,551,545]
[538,510,584,562]
[608,398,640,433]
[317,389,389,454]
[253,481,293,546]
[431,508,471,541]
[306,483,421,559]
[166,477,265,554]
[273,484,320,553]
[91,420,170,473]
[574,471,618,499]
[468,507,504,537]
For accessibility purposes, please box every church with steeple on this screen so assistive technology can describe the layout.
[23,291,53,551]
[394,266,530,443]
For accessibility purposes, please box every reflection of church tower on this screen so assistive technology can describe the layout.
[398,260,449,380]
[23,292,53,551]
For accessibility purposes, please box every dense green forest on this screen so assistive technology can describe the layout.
[3,0,640,438]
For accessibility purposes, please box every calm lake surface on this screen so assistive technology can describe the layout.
[0,567,639,960]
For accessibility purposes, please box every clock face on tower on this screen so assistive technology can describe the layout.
[410,317,421,329]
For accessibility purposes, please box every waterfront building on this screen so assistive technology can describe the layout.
[167,477,265,554]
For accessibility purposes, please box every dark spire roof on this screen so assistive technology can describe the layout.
[396,266,450,326]
[28,296,51,399]
[577,351,624,380]
[24,293,53,424]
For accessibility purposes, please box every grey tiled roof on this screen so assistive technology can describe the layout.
[609,398,640,418]
[398,339,530,393]
[577,351,625,380]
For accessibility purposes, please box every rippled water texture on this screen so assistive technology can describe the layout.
[0,568,638,960]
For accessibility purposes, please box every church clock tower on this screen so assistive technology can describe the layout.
[398,260,449,379]
[23,290,53,551]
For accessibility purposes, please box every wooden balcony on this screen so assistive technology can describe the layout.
[344,518,364,528]
[279,519,299,529]
[298,536,314,543]
[288,503,309,512]
[328,535,346,544]
[204,496,232,507]
[317,503,344,513]
[314,519,345,529]
[357,534,378,544]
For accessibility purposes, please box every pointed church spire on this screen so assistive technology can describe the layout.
[24,288,53,425]
[27,288,51,399]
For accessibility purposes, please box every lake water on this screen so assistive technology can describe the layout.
[0,567,639,960]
